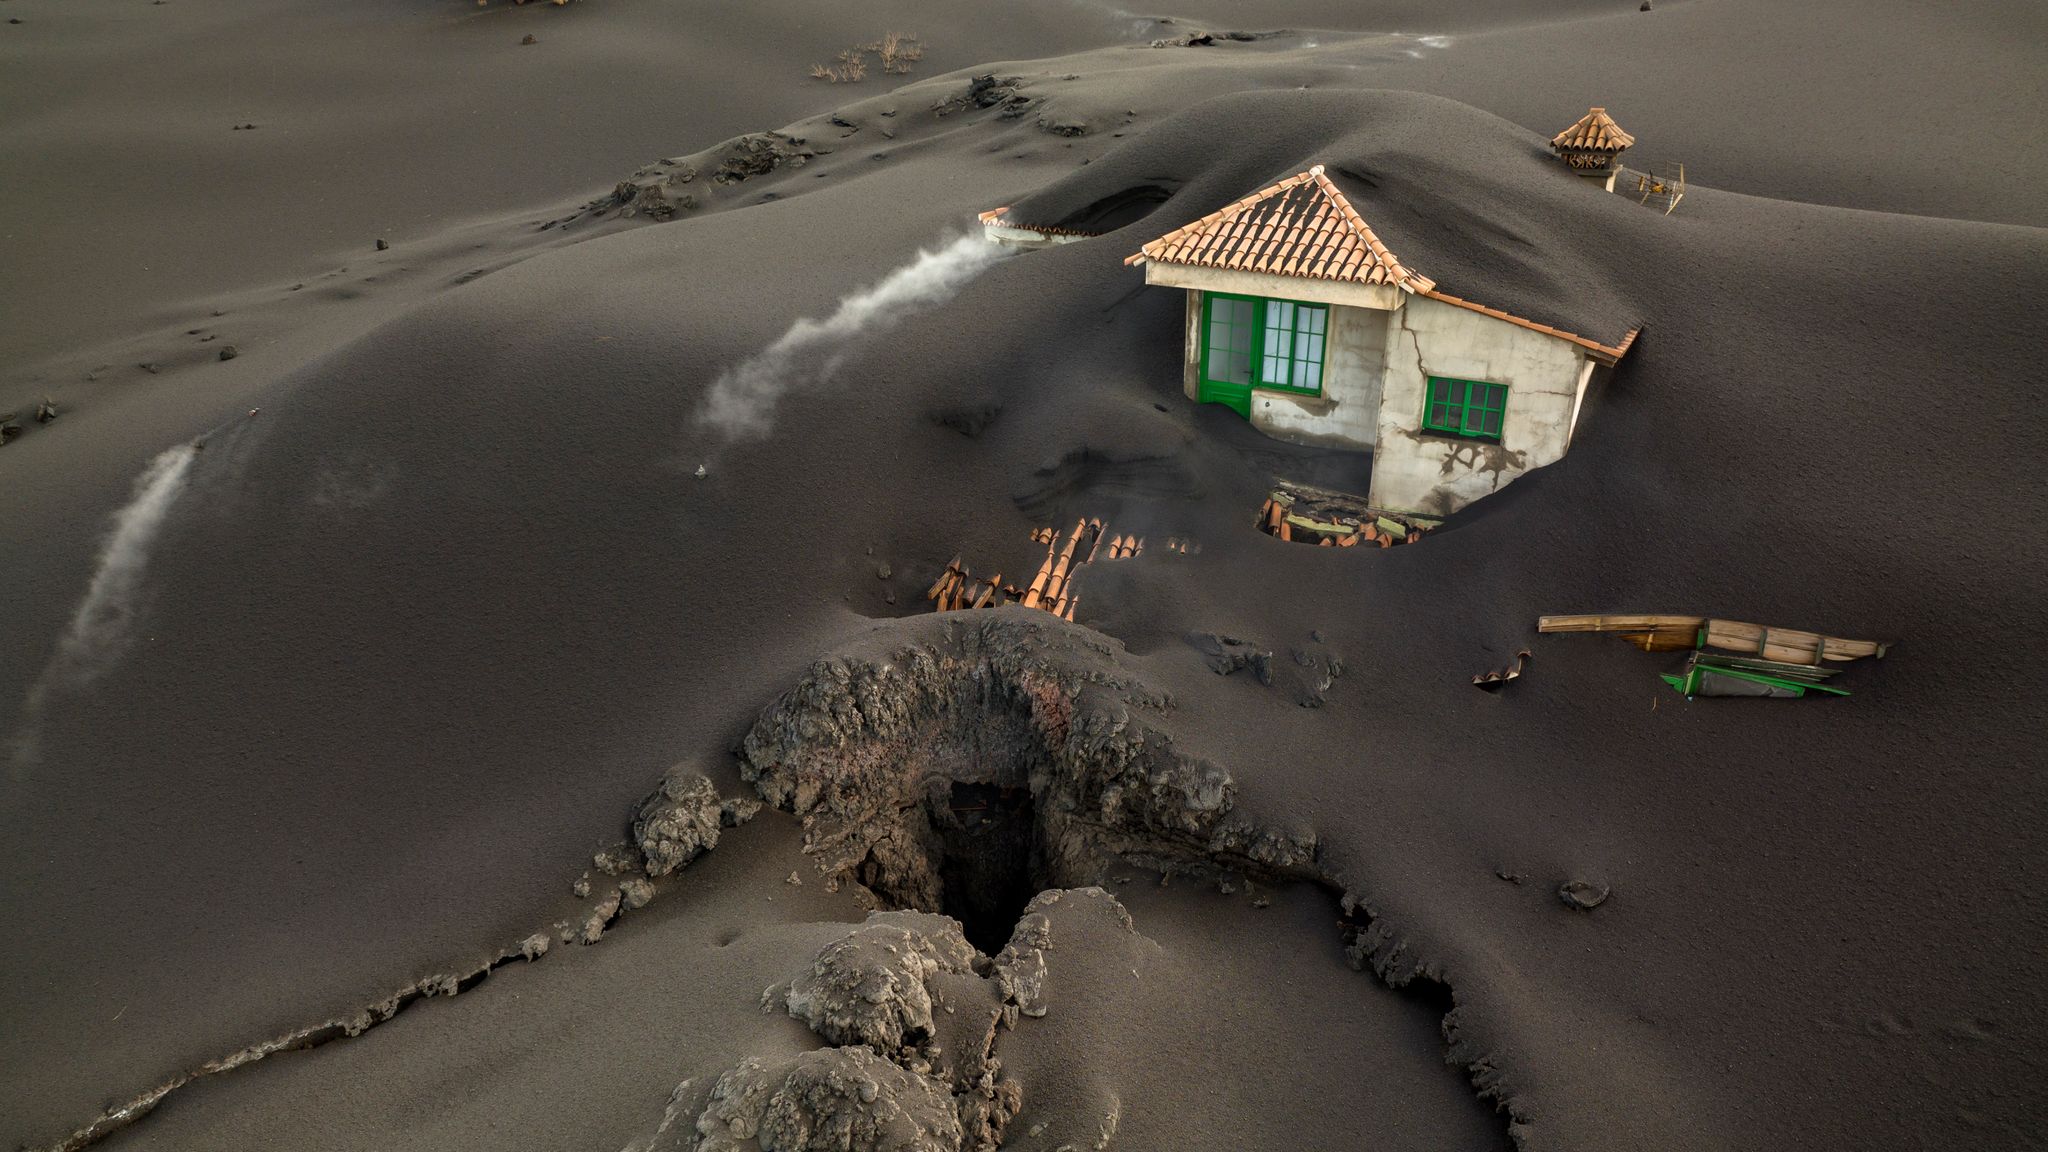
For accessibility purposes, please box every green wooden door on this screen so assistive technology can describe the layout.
[1198,293,1256,418]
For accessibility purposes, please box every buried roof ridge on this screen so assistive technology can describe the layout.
[1124,165,1435,292]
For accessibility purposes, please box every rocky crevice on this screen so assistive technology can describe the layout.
[733,612,1525,1148]
[34,932,553,1152]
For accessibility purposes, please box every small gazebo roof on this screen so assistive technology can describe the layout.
[1123,165,1435,292]
[1551,107,1635,153]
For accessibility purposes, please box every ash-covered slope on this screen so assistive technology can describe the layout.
[5,61,2045,1152]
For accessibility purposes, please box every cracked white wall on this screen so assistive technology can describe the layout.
[1367,294,1592,516]
[1247,302,1388,451]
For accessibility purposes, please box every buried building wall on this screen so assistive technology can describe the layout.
[1247,301,1388,452]
[1368,294,1591,516]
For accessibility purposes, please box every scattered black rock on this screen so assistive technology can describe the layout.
[1640,0,1653,8]
[1188,632,1275,685]
[935,74,1034,119]
[139,362,160,374]
[0,416,20,444]
[1559,880,1611,910]
[375,238,389,251]
[218,344,239,361]
[35,397,58,424]
[710,131,815,185]
[1151,29,1265,48]
[929,401,1002,438]
[520,33,537,45]
[1039,118,1088,137]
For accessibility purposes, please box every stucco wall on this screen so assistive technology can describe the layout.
[1183,289,1201,402]
[1368,294,1590,515]
[1248,303,1388,451]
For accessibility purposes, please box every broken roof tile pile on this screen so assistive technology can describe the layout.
[1551,107,1636,169]
[1123,165,1436,291]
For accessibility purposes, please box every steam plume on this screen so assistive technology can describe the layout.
[699,233,1010,440]
[11,444,198,766]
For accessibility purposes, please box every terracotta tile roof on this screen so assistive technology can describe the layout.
[978,205,1099,238]
[1123,165,1436,292]
[1421,288,1640,365]
[1551,107,1635,154]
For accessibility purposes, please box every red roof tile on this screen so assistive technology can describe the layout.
[1123,166,1436,292]
[1551,107,1635,153]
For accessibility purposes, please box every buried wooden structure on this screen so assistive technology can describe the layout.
[1537,615,1889,665]
[1259,479,1439,548]
[1623,162,1686,215]
[1540,613,1891,699]
[931,518,1180,623]
[1661,651,1851,699]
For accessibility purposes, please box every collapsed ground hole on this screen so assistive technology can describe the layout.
[935,781,1041,952]
[741,621,1521,1146]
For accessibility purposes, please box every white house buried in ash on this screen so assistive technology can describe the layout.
[983,133,1642,522]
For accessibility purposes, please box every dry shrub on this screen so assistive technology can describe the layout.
[876,32,925,74]
[809,33,922,82]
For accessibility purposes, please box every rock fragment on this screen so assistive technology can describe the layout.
[581,889,623,944]
[634,766,725,876]
[594,842,642,876]
[699,1048,963,1152]
[1559,879,1610,910]
[619,876,656,910]
[784,911,982,1054]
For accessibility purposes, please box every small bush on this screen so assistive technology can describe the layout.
[809,33,922,83]
[875,31,924,74]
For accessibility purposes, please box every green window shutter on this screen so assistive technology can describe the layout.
[1423,377,1508,442]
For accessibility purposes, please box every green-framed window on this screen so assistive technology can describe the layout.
[1204,295,1255,386]
[1201,293,1329,395]
[1423,377,1508,441]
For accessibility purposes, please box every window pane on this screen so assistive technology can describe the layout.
[1298,360,1321,390]
[1230,350,1251,384]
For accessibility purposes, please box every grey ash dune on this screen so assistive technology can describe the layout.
[2,5,2045,1152]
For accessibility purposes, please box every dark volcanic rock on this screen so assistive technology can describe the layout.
[1559,880,1611,911]
[1187,632,1274,684]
